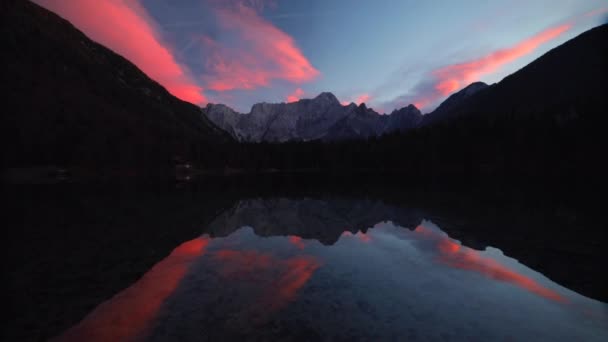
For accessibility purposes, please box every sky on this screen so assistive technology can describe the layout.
[34,0,607,113]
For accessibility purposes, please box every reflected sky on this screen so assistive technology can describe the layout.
[55,200,608,341]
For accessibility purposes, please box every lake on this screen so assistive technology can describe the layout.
[4,178,607,341]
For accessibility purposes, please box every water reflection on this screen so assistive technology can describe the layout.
[55,237,210,341]
[210,249,321,314]
[56,199,608,341]
[413,223,565,302]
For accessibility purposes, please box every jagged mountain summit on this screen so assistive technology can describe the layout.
[203,93,422,142]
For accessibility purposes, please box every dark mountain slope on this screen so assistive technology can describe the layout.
[0,0,232,174]
[404,24,608,180]
[422,82,488,125]
[423,24,608,125]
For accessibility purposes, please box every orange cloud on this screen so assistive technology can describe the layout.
[203,3,319,91]
[287,88,305,103]
[33,0,206,104]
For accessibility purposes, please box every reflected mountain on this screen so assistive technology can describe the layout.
[53,199,607,341]
[205,198,423,244]
[5,181,606,341]
[205,198,571,304]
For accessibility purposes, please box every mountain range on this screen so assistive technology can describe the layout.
[217,23,607,179]
[204,22,607,143]
[203,85,492,142]
[203,93,424,142]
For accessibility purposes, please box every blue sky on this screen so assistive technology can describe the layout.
[36,0,607,113]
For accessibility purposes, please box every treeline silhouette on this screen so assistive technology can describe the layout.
[207,98,604,184]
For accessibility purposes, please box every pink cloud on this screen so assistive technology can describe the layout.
[584,7,608,18]
[355,94,371,105]
[341,93,372,106]
[33,0,206,104]
[406,22,572,111]
[287,88,305,102]
[432,23,572,96]
[202,2,319,91]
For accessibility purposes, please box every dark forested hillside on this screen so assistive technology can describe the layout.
[0,0,232,174]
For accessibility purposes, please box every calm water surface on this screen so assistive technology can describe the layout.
[55,199,608,341]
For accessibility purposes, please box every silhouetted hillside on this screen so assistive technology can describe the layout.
[0,0,232,174]
[423,24,607,125]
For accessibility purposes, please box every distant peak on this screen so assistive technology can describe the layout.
[205,103,231,110]
[205,102,240,112]
[468,81,488,87]
[461,82,489,95]
[313,92,340,105]
[390,104,422,116]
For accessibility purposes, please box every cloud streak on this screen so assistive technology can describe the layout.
[383,22,573,112]
[202,2,319,92]
[433,23,572,96]
[34,0,206,104]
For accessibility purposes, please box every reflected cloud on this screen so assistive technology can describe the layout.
[56,197,608,341]
[341,230,372,243]
[212,248,321,314]
[414,224,565,302]
[55,237,210,341]
[288,235,306,249]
